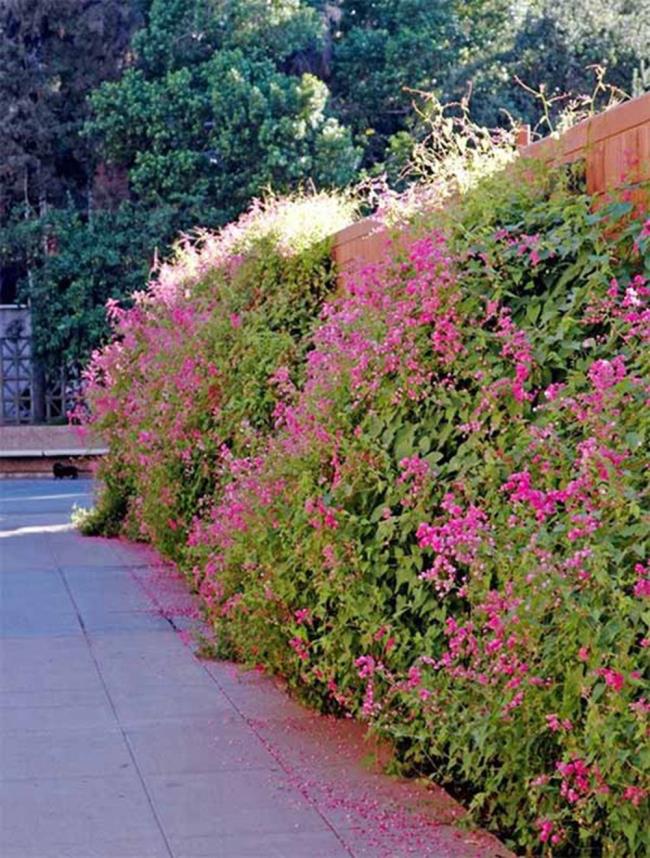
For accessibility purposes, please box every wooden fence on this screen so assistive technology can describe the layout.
[331,92,650,280]
[518,93,650,194]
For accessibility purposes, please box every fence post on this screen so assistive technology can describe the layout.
[516,125,531,149]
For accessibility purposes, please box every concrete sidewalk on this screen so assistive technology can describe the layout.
[0,479,510,858]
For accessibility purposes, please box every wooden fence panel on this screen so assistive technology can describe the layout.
[330,219,388,282]
[331,94,650,282]
[519,92,650,196]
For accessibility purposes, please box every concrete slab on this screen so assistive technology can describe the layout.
[202,660,316,721]
[0,608,82,638]
[110,684,235,727]
[169,830,350,858]
[0,842,169,858]
[0,688,115,731]
[246,712,377,771]
[89,631,209,691]
[0,637,100,691]
[49,531,132,568]
[0,774,170,858]
[63,568,154,613]
[1,726,132,779]
[145,770,331,839]
[0,533,59,573]
[125,716,278,775]
[81,609,172,635]
[1,569,76,617]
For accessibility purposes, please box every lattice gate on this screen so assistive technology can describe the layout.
[0,331,33,423]
[0,322,78,425]
[45,366,81,422]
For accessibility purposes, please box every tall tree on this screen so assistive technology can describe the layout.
[86,0,359,225]
[0,0,140,217]
[310,0,513,165]
[448,0,650,127]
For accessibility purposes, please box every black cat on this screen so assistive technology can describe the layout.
[53,462,79,479]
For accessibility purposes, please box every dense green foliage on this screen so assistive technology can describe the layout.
[87,43,358,218]
[9,204,179,371]
[0,0,139,211]
[1,0,648,372]
[83,162,649,854]
[79,191,355,546]
[451,0,650,127]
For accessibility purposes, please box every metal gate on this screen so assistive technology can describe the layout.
[45,366,80,422]
[0,325,33,424]
[0,317,78,425]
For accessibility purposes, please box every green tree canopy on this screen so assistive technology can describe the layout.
[453,0,650,127]
[87,0,359,224]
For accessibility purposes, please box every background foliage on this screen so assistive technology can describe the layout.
[1,0,648,373]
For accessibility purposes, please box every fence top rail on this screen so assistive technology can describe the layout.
[330,93,650,255]
[519,92,650,162]
[331,219,384,249]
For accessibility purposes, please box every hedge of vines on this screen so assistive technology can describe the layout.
[82,170,649,855]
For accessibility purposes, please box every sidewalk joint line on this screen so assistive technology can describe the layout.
[56,564,176,858]
[198,659,357,858]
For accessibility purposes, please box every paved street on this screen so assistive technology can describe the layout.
[0,479,508,858]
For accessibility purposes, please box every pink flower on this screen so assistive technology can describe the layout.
[544,382,566,401]
[623,786,647,806]
[355,655,376,679]
[269,365,290,385]
[417,497,489,590]
[597,668,625,692]
[557,758,594,804]
[536,818,554,843]
[546,713,573,732]
[502,690,524,715]
[305,496,339,530]
[322,544,336,568]
[588,355,626,392]
[406,666,422,688]
[289,636,309,661]
[501,470,560,521]
[398,455,431,506]
[634,579,650,598]
[634,563,650,598]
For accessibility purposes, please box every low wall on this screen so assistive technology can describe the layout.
[0,425,107,476]
[0,455,97,478]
